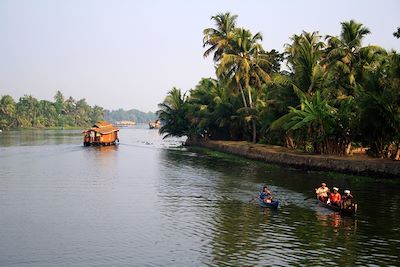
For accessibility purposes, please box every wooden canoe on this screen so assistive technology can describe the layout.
[317,198,357,216]
[257,197,279,209]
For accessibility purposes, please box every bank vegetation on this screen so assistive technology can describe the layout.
[0,91,104,129]
[158,12,400,160]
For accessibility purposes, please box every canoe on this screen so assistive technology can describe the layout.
[257,197,279,209]
[317,198,357,216]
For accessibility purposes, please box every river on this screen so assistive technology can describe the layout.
[0,128,399,266]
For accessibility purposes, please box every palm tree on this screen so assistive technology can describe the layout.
[157,87,190,139]
[357,51,400,158]
[203,12,238,62]
[324,20,370,95]
[216,27,271,142]
[188,78,243,140]
[285,31,326,97]
[0,95,16,129]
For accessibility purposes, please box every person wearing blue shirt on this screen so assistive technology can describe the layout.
[259,186,273,203]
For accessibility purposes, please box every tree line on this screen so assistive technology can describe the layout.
[104,108,157,124]
[157,12,400,160]
[0,91,104,129]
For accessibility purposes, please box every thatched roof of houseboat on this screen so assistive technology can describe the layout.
[88,121,119,135]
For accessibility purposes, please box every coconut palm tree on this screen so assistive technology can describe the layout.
[285,31,326,97]
[203,12,238,62]
[216,27,271,142]
[157,87,190,139]
[0,95,17,129]
[324,20,371,95]
[188,78,244,140]
[357,51,400,158]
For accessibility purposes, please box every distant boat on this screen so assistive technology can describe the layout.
[149,119,161,129]
[83,121,119,146]
[0,129,2,133]
[113,120,136,127]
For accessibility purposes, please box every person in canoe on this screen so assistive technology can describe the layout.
[328,187,341,207]
[341,190,353,209]
[315,182,330,203]
[259,186,273,203]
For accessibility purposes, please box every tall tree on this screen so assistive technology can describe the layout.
[324,20,371,95]
[0,95,17,129]
[216,27,271,142]
[203,12,238,62]
[16,95,39,127]
[157,87,190,139]
[285,31,326,97]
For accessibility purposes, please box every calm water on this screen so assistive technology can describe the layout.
[0,128,399,266]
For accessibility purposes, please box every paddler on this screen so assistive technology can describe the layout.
[315,182,330,203]
[329,187,342,207]
[260,186,273,203]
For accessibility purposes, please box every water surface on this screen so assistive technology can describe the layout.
[0,128,399,266]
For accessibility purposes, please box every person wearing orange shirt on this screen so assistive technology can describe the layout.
[329,187,341,207]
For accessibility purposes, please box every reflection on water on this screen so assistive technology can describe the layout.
[0,128,399,266]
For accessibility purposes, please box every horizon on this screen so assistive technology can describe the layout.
[1,0,399,112]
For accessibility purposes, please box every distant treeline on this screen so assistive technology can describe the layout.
[104,109,157,123]
[0,91,158,129]
[0,91,104,129]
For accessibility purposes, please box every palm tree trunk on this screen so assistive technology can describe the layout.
[245,84,257,143]
[345,141,352,156]
[237,83,248,108]
[395,143,400,161]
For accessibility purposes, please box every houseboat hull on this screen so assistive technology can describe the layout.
[83,121,119,146]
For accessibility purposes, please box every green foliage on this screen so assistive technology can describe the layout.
[0,92,105,129]
[158,13,400,159]
[157,87,191,139]
[0,95,16,129]
[357,51,400,157]
[104,108,157,123]
[394,27,400,39]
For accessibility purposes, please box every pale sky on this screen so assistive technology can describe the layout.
[0,0,399,112]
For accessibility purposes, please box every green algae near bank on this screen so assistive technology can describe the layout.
[186,139,400,178]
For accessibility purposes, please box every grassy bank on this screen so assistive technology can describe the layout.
[186,139,400,179]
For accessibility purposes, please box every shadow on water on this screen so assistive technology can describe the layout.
[159,147,400,266]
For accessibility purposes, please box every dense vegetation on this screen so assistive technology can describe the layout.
[104,109,157,123]
[0,91,104,129]
[158,13,400,160]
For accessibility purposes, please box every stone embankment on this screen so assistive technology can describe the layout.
[186,139,400,178]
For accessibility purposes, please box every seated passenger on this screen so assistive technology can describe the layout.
[260,186,273,203]
[315,182,330,203]
[341,190,353,209]
[329,187,341,207]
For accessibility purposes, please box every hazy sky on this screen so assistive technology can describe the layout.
[0,0,399,112]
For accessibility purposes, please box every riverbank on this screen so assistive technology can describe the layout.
[186,139,400,178]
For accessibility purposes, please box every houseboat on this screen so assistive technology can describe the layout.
[149,119,161,129]
[113,120,136,127]
[83,121,119,146]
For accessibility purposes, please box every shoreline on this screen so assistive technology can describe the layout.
[186,139,400,179]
